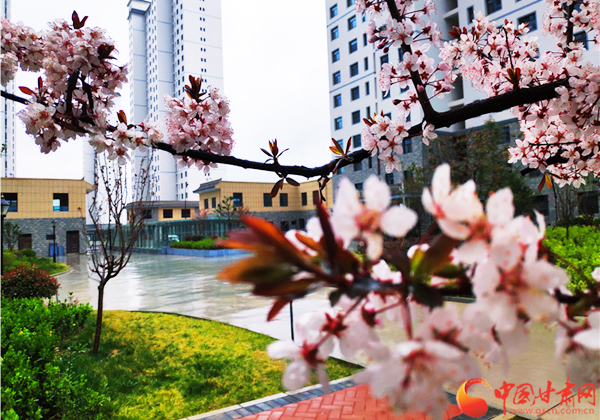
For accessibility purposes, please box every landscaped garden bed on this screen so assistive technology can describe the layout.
[1,304,360,420]
[2,249,69,275]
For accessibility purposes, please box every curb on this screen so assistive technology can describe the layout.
[53,267,73,277]
[178,377,356,420]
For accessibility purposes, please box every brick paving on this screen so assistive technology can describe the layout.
[184,379,504,420]
[236,385,462,420]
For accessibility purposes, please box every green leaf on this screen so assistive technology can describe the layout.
[412,283,444,309]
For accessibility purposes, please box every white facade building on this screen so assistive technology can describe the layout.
[127,0,224,203]
[1,0,16,178]
[326,0,599,148]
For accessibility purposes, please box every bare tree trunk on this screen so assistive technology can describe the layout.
[92,283,105,355]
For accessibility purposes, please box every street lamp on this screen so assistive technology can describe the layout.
[51,219,57,263]
[1,196,10,253]
[183,182,189,219]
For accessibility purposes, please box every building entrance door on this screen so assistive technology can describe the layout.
[18,234,32,250]
[66,231,80,254]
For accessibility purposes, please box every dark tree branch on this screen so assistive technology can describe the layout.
[1,90,28,105]
[385,0,436,120]
[2,76,570,179]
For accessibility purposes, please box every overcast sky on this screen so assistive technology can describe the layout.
[11,0,331,183]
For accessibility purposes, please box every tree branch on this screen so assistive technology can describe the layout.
[2,76,569,179]
[1,90,28,105]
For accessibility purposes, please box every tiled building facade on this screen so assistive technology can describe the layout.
[194,179,334,232]
[1,178,93,255]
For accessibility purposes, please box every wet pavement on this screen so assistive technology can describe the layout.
[56,253,331,342]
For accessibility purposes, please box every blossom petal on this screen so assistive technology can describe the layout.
[381,206,417,237]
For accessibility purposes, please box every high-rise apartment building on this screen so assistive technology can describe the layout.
[1,0,16,178]
[127,0,224,202]
[326,0,599,220]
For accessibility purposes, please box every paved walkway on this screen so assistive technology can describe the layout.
[181,379,502,420]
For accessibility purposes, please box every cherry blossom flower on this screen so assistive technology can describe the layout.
[332,175,417,260]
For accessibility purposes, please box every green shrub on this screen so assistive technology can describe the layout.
[21,249,36,258]
[1,265,60,299]
[543,226,600,293]
[1,298,104,420]
[2,251,17,272]
[2,250,68,275]
[183,233,205,241]
[170,237,224,250]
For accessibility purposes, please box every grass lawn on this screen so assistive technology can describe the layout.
[65,311,360,420]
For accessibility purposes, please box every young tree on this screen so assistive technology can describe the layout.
[86,153,154,355]
[213,196,249,231]
[2,221,22,251]
[2,3,600,418]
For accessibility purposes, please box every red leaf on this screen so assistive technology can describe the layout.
[19,86,34,95]
[270,179,283,198]
[268,298,291,321]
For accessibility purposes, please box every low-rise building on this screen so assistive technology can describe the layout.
[193,179,333,231]
[126,200,200,223]
[1,178,93,255]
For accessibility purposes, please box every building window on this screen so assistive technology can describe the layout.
[533,195,549,216]
[368,156,373,169]
[299,218,306,230]
[355,182,363,192]
[350,62,359,77]
[403,138,412,154]
[347,0,355,6]
[3,193,17,212]
[142,209,153,219]
[332,48,340,63]
[574,31,589,49]
[330,4,338,18]
[181,208,191,218]
[331,26,339,40]
[348,15,356,30]
[280,193,288,207]
[301,192,308,206]
[366,106,371,117]
[280,221,290,232]
[500,126,511,143]
[578,191,599,215]
[363,33,367,46]
[310,190,319,205]
[232,193,243,208]
[352,134,361,148]
[352,110,361,124]
[467,6,475,23]
[334,94,342,107]
[518,12,537,31]
[485,0,502,15]
[354,161,362,171]
[211,197,217,208]
[351,86,360,100]
[383,89,390,99]
[204,198,209,209]
[364,57,369,71]
[333,71,341,85]
[163,209,173,219]
[380,54,388,66]
[53,193,69,212]
[365,81,370,95]
[349,38,358,54]
[335,117,343,130]
[403,170,413,181]
[263,193,273,207]
[385,173,394,185]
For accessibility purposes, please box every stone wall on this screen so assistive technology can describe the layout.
[4,217,87,256]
